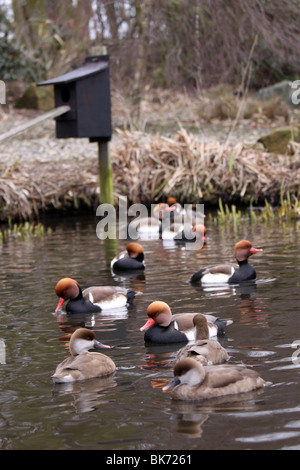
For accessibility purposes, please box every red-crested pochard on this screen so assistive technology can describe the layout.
[174,223,207,244]
[139,301,232,344]
[136,203,175,236]
[166,197,178,207]
[166,197,184,216]
[55,277,135,314]
[162,358,270,400]
[176,314,229,365]
[52,328,116,383]
[190,240,263,284]
[111,242,145,271]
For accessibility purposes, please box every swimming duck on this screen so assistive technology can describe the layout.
[134,203,173,236]
[176,314,229,365]
[166,197,178,207]
[174,224,207,244]
[153,202,175,219]
[136,202,175,235]
[140,301,232,344]
[111,242,145,271]
[55,277,135,314]
[161,222,186,240]
[166,197,184,217]
[190,240,263,284]
[162,358,269,400]
[52,328,116,383]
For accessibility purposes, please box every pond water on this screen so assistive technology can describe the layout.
[0,212,300,451]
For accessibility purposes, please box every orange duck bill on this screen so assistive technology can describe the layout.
[140,318,155,331]
[250,247,263,254]
[55,297,65,312]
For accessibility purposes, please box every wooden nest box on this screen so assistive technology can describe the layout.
[38,55,112,142]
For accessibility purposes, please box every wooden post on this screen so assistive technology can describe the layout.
[98,140,114,206]
[97,140,117,263]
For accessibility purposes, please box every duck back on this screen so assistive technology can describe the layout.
[52,352,116,383]
[171,364,267,401]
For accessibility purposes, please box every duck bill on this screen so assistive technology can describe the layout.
[250,247,263,254]
[55,297,65,313]
[162,377,180,392]
[140,318,155,331]
[94,340,111,349]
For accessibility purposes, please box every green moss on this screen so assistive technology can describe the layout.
[257,126,300,154]
[14,83,54,111]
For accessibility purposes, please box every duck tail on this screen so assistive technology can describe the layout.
[215,318,233,335]
[126,290,136,304]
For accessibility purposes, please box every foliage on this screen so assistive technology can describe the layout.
[10,0,92,79]
[2,0,300,92]
[110,127,300,205]
[94,0,300,90]
[210,189,300,226]
[0,219,52,242]
[0,5,39,81]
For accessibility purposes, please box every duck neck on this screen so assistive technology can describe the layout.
[135,252,144,262]
[238,259,249,267]
[70,339,89,356]
[229,258,256,283]
[195,326,209,341]
[74,285,84,300]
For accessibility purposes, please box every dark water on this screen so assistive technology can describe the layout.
[0,213,300,451]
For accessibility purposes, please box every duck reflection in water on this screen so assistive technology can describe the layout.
[238,288,268,329]
[141,342,181,372]
[52,375,117,414]
[162,388,268,438]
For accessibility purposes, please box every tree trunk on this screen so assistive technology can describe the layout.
[131,0,147,127]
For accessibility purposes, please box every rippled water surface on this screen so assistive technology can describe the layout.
[0,214,300,450]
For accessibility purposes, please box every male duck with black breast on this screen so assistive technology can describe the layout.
[111,242,145,271]
[190,240,263,285]
[55,277,135,314]
[140,301,233,344]
[162,358,270,401]
[52,328,116,383]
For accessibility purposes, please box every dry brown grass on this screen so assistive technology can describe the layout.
[0,87,298,221]
[0,126,299,221]
[0,156,99,220]
[111,87,291,131]
[111,127,300,205]
[197,89,290,122]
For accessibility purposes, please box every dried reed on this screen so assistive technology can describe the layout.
[0,156,100,221]
[111,127,300,205]
[0,126,299,221]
